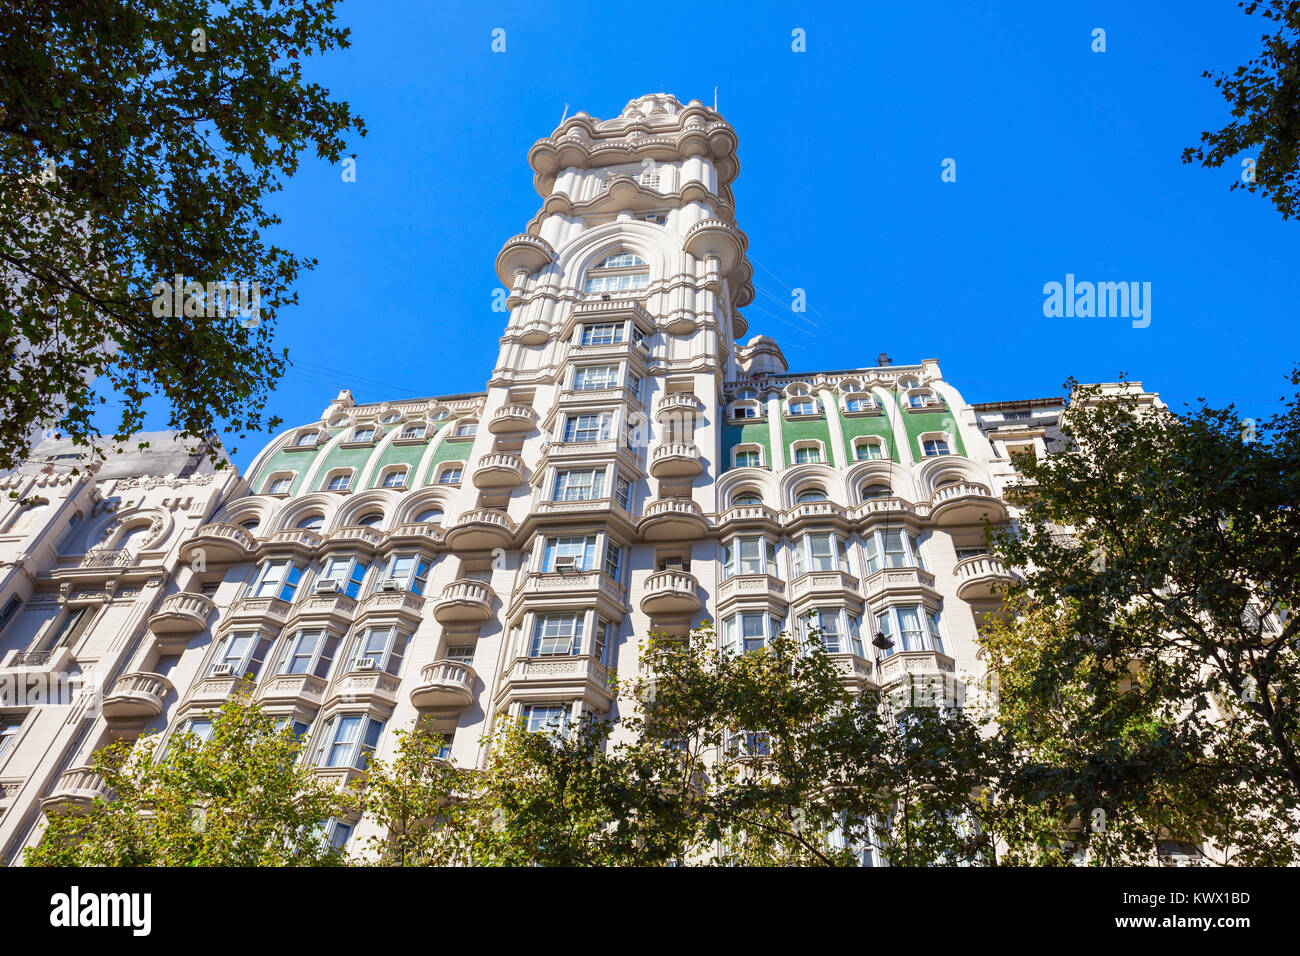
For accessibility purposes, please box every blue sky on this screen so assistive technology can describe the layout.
[164,0,1300,469]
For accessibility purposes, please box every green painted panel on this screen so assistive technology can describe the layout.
[720,420,772,474]
[779,416,833,468]
[893,394,967,457]
[839,414,900,462]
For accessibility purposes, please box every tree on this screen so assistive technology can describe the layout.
[25,693,356,866]
[1182,1,1300,220]
[0,0,365,470]
[985,375,1300,865]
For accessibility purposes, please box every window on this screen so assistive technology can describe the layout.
[604,541,623,580]
[722,535,778,579]
[294,431,318,447]
[793,445,822,464]
[320,557,369,598]
[314,714,385,770]
[209,631,274,678]
[922,438,951,457]
[37,605,93,653]
[792,533,849,576]
[382,468,408,488]
[909,391,940,408]
[352,426,374,443]
[584,271,650,294]
[615,475,632,510]
[543,535,597,572]
[357,513,383,528]
[862,530,925,574]
[0,717,21,762]
[875,606,945,655]
[725,730,771,758]
[593,618,612,665]
[845,396,874,413]
[722,611,783,655]
[860,483,892,501]
[326,472,351,492]
[279,628,340,679]
[383,553,430,594]
[796,488,827,503]
[455,422,478,437]
[581,322,625,346]
[854,439,884,460]
[351,626,410,675]
[320,819,354,850]
[955,547,987,561]
[732,404,758,419]
[179,717,215,744]
[240,518,261,532]
[731,491,763,507]
[437,465,463,485]
[563,413,613,443]
[253,560,303,600]
[734,448,761,468]
[531,613,584,656]
[789,398,816,416]
[296,514,324,531]
[803,609,859,655]
[593,253,645,270]
[400,424,427,440]
[379,412,401,424]
[626,371,642,397]
[267,476,292,495]
[522,702,571,736]
[444,645,475,665]
[573,365,619,391]
[0,596,21,635]
[553,468,605,502]
[432,409,450,421]
[415,507,444,524]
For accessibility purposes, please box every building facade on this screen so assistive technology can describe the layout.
[0,93,1160,860]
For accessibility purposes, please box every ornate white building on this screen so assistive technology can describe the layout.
[0,94,1158,860]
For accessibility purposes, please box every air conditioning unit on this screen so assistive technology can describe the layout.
[211,663,235,677]
[553,557,579,572]
[379,579,401,591]
[314,579,340,593]
[354,658,379,670]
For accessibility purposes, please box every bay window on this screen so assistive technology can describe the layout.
[252,560,303,601]
[209,630,274,678]
[553,467,606,502]
[543,534,597,572]
[862,529,925,574]
[531,613,584,656]
[522,702,571,736]
[874,606,945,655]
[801,608,865,656]
[314,714,385,770]
[721,611,784,655]
[573,365,619,391]
[382,553,430,594]
[563,412,613,443]
[791,532,851,577]
[722,534,778,579]
[278,628,340,679]
[350,625,410,675]
[581,322,625,345]
[319,556,369,598]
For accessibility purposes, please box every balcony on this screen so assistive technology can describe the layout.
[185,673,247,707]
[649,442,703,478]
[785,500,852,533]
[852,497,927,526]
[789,570,862,608]
[495,232,557,284]
[42,766,111,813]
[328,666,402,708]
[954,554,1019,601]
[148,592,216,636]
[717,503,782,533]
[410,660,477,710]
[256,671,329,706]
[80,547,132,568]
[517,319,551,345]
[490,404,537,433]
[496,654,613,709]
[321,525,384,556]
[639,570,702,616]
[101,671,173,722]
[929,482,1008,527]
[180,523,256,564]
[286,590,358,629]
[655,393,702,422]
[639,498,709,541]
[829,653,878,692]
[518,569,627,611]
[862,566,940,604]
[263,528,325,557]
[354,588,425,627]
[445,508,516,551]
[472,452,525,489]
[433,579,495,624]
[716,572,786,609]
[876,649,959,695]
[386,521,447,549]
[224,595,292,629]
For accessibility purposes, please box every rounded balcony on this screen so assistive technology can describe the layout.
[518,320,550,345]
[490,404,537,433]
[179,522,255,564]
[101,671,172,722]
[639,498,709,541]
[639,570,702,616]
[42,766,111,813]
[649,442,703,479]
[433,579,494,624]
[148,592,216,636]
[495,232,557,285]
[472,453,525,489]
[654,393,702,422]
[410,660,477,710]
[929,482,1008,527]
[683,218,744,274]
[444,508,516,551]
[954,554,1019,601]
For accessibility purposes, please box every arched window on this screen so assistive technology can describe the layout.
[379,411,401,424]
[908,390,940,409]
[358,513,384,527]
[117,523,153,554]
[796,488,828,503]
[240,517,261,533]
[731,491,763,507]
[381,467,408,488]
[325,471,352,492]
[922,437,952,457]
[861,483,892,501]
[853,437,885,461]
[296,514,324,531]
[584,253,650,294]
[415,507,444,525]
[294,430,319,447]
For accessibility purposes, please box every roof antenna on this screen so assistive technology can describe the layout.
[714,86,718,111]
[559,102,569,125]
